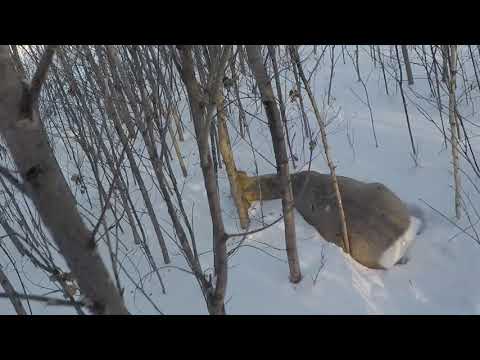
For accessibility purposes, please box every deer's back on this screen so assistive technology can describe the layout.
[292,171,411,269]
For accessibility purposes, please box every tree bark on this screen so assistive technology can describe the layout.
[447,45,461,219]
[267,45,296,169]
[289,45,351,255]
[177,45,231,314]
[0,267,27,315]
[401,45,414,85]
[245,45,302,283]
[216,90,250,229]
[395,46,417,160]
[0,46,128,314]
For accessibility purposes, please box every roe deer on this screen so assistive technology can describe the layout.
[239,170,424,269]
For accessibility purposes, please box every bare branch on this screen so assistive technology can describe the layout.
[91,130,132,243]
[227,215,284,239]
[0,166,28,195]
[30,45,58,105]
[0,292,84,308]
[0,268,28,315]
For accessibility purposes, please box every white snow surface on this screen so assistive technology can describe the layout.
[1,45,480,315]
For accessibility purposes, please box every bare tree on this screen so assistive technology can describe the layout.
[2,44,477,316]
[401,45,414,85]
[245,45,302,283]
[289,45,351,255]
[0,267,27,315]
[395,45,417,163]
[216,89,250,229]
[0,45,128,314]
[176,45,232,314]
[267,45,297,169]
[447,45,462,219]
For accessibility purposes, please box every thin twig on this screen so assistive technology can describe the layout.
[0,292,84,307]
[91,131,133,243]
[227,215,284,239]
[419,198,479,244]
[30,45,58,105]
[0,166,28,195]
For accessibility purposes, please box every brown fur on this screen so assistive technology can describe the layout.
[239,170,411,269]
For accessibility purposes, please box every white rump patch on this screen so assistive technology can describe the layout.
[378,216,420,269]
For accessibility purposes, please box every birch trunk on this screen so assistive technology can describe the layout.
[447,45,461,219]
[177,45,230,314]
[289,45,351,255]
[0,46,128,314]
[245,45,302,283]
[401,45,414,85]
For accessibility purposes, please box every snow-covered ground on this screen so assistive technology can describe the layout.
[1,46,480,314]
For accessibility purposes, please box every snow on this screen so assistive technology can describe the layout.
[1,45,480,314]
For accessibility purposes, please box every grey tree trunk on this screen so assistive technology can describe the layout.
[401,45,414,85]
[177,45,231,314]
[0,46,128,314]
[245,45,302,283]
[447,45,462,219]
[289,45,351,255]
[0,267,27,315]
